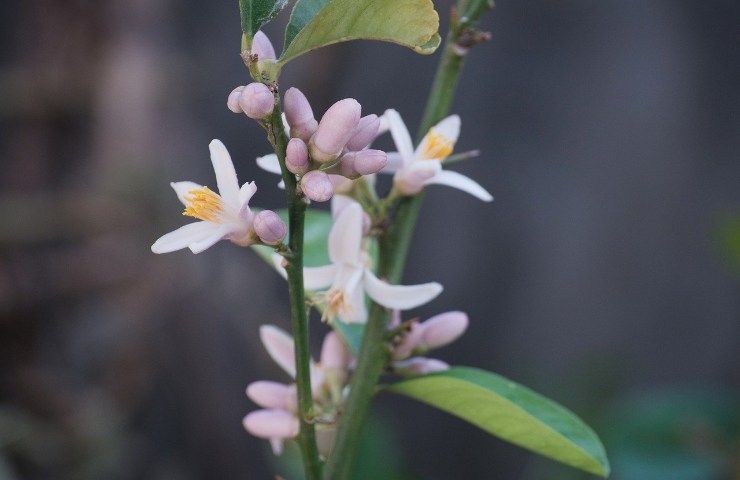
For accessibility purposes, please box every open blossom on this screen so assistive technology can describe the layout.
[382,109,493,201]
[151,140,286,254]
[244,325,352,455]
[301,203,443,323]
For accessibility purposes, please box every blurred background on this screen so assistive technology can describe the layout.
[1,0,739,478]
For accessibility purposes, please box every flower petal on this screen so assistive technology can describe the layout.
[187,225,232,253]
[260,325,296,377]
[414,114,461,160]
[341,279,368,323]
[328,202,363,265]
[256,153,283,174]
[425,169,493,202]
[209,139,240,208]
[170,181,203,206]
[151,221,219,254]
[383,109,414,163]
[363,269,442,310]
[239,181,258,205]
[304,264,337,290]
[380,152,404,173]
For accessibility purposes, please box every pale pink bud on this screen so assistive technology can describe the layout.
[345,114,380,151]
[300,170,334,202]
[238,82,274,119]
[284,87,318,142]
[227,86,245,113]
[392,320,424,360]
[393,357,449,376]
[309,99,361,163]
[243,409,299,439]
[285,138,309,174]
[339,149,387,178]
[250,31,276,61]
[320,332,351,371]
[420,311,469,350]
[247,381,297,411]
[329,174,353,194]
[253,210,287,245]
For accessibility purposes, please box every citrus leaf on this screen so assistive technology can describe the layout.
[239,0,289,38]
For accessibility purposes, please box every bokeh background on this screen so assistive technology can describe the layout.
[1,0,739,478]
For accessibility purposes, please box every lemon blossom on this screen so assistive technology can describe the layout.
[381,109,493,202]
[151,140,284,254]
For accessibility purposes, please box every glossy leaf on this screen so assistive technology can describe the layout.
[279,0,440,64]
[385,367,610,477]
[239,0,289,37]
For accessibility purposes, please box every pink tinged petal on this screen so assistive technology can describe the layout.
[303,264,337,290]
[395,161,442,195]
[227,86,245,113]
[419,311,469,349]
[363,269,443,310]
[256,153,282,174]
[300,170,334,202]
[284,87,318,142]
[253,210,286,245]
[170,181,204,206]
[328,203,364,265]
[251,30,276,60]
[345,114,380,151]
[238,82,274,119]
[320,331,351,371]
[393,357,449,376]
[260,325,296,377]
[151,221,219,254]
[243,409,299,439]
[286,138,309,175]
[209,140,241,208]
[238,180,258,206]
[381,152,404,173]
[310,99,361,163]
[424,169,493,202]
[246,381,297,411]
[270,438,285,456]
[188,225,233,253]
[383,109,414,162]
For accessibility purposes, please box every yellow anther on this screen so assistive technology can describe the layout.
[182,187,224,222]
[321,289,349,322]
[420,129,454,160]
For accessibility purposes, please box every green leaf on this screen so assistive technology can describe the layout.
[239,0,289,38]
[279,0,440,64]
[252,208,333,267]
[385,367,610,477]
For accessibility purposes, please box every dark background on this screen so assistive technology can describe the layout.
[1,0,739,479]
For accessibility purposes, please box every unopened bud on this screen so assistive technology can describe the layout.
[238,82,274,119]
[243,409,299,439]
[284,87,318,142]
[393,320,424,360]
[309,99,361,163]
[247,381,297,411]
[339,149,387,178]
[250,30,276,61]
[329,174,353,195]
[320,332,351,371]
[420,311,468,350]
[253,210,287,245]
[285,138,309,174]
[345,114,380,151]
[393,357,449,376]
[300,170,334,202]
[227,86,245,113]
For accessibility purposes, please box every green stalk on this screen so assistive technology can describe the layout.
[266,102,322,480]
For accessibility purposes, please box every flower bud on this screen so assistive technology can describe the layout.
[227,86,245,113]
[284,87,318,142]
[247,381,298,411]
[339,149,387,178]
[243,409,299,439]
[392,320,424,360]
[393,357,449,376]
[253,210,287,245]
[238,82,274,119]
[345,114,380,151]
[320,332,351,371]
[419,311,468,350]
[250,30,276,61]
[300,170,334,202]
[285,138,309,174]
[329,174,353,195]
[309,99,361,163]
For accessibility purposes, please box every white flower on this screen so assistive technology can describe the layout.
[151,140,259,254]
[303,202,443,323]
[381,109,493,202]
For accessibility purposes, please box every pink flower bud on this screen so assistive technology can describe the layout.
[300,170,334,202]
[243,409,299,439]
[227,86,245,113]
[340,149,387,178]
[419,311,469,350]
[329,174,353,194]
[250,31,276,61]
[345,114,380,151]
[285,138,309,174]
[238,82,274,119]
[253,210,287,245]
[309,99,361,163]
[247,381,297,411]
[284,87,318,142]
[393,357,449,376]
[392,320,424,360]
[320,332,351,371]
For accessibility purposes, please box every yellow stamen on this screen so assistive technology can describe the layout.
[182,187,224,222]
[321,289,349,322]
[420,129,454,160]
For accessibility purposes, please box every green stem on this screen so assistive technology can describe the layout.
[266,102,322,480]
